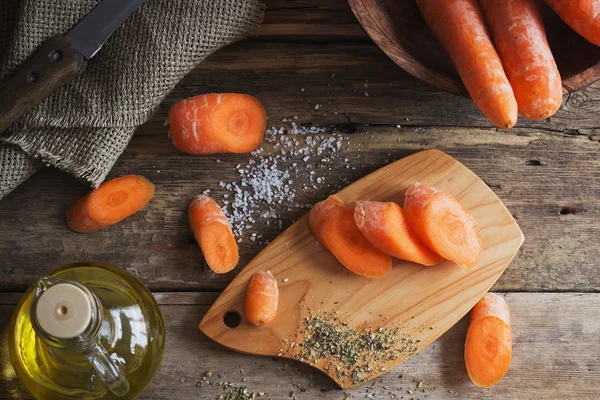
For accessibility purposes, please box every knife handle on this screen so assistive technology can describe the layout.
[0,35,86,134]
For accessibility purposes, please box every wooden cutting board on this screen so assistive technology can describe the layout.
[199,149,524,389]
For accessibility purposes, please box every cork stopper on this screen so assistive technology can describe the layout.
[35,283,93,339]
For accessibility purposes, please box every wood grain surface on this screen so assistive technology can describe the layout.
[1,0,599,398]
[200,150,523,388]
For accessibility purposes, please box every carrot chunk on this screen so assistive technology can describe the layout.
[403,183,482,269]
[188,195,239,274]
[465,293,512,388]
[66,175,154,233]
[66,194,108,233]
[245,270,279,326]
[309,196,392,278]
[417,0,518,128]
[545,0,600,47]
[480,0,563,120]
[168,93,266,155]
[354,201,442,266]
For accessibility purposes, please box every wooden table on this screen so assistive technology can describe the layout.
[1,1,599,399]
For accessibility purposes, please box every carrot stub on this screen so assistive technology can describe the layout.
[465,293,512,388]
[168,93,267,155]
[403,183,482,269]
[245,270,279,326]
[309,195,392,278]
[66,175,154,233]
[417,0,518,128]
[479,0,563,120]
[188,195,239,274]
[545,0,600,47]
[354,201,442,266]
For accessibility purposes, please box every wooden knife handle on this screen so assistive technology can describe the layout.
[0,35,86,134]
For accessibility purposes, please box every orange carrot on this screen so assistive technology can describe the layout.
[245,270,279,326]
[188,195,239,274]
[403,183,482,269]
[354,201,442,266]
[309,195,392,278]
[67,175,154,233]
[66,195,108,233]
[545,0,600,47]
[417,0,518,128]
[479,0,563,120]
[168,93,266,155]
[465,293,512,388]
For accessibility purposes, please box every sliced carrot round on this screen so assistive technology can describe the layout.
[404,183,482,269]
[188,195,239,274]
[465,293,512,388]
[354,201,442,266]
[309,196,392,278]
[245,270,279,326]
[86,175,155,226]
[66,194,108,233]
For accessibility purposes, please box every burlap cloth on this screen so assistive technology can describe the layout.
[0,0,265,199]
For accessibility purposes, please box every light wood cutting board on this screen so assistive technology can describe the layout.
[199,149,524,389]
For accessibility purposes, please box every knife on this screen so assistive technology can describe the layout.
[0,0,146,134]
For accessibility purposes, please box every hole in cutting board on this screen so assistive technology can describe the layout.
[223,311,241,328]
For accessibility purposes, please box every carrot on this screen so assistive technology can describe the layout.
[465,293,512,388]
[403,183,482,269]
[66,195,108,233]
[168,93,266,155]
[545,0,600,47]
[479,0,563,120]
[354,201,442,266]
[245,270,279,326]
[309,195,392,278]
[417,0,518,128]
[188,195,239,274]
[67,175,154,233]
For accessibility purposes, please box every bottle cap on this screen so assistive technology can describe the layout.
[35,283,93,339]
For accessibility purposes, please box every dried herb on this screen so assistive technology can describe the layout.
[217,385,262,400]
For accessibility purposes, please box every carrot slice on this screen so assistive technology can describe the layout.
[480,0,563,120]
[66,175,154,233]
[86,175,155,226]
[354,201,442,266]
[168,93,266,155]
[309,195,392,278]
[245,270,279,326]
[465,293,512,388]
[545,0,600,47]
[188,195,239,274]
[66,194,108,233]
[403,183,482,269]
[417,0,518,128]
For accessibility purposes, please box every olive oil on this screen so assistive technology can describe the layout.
[9,263,165,399]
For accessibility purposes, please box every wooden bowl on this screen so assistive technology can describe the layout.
[348,0,600,96]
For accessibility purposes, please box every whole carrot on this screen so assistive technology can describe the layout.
[417,0,518,128]
[545,0,600,46]
[480,0,563,120]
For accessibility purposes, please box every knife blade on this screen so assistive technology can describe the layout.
[0,0,146,133]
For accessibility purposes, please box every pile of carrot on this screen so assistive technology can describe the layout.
[309,182,482,278]
[416,0,600,127]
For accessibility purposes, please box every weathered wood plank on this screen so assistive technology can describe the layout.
[0,127,598,292]
[2,292,599,399]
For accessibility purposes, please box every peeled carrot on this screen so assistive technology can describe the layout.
[67,175,154,233]
[480,0,563,120]
[168,93,266,155]
[417,0,518,128]
[245,270,279,326]
[404,183,482,269]
[545,0,600,47]
[309,195,392,278]
[354,201,442,266]
[465,293,512,388]
[188,195,239,274]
